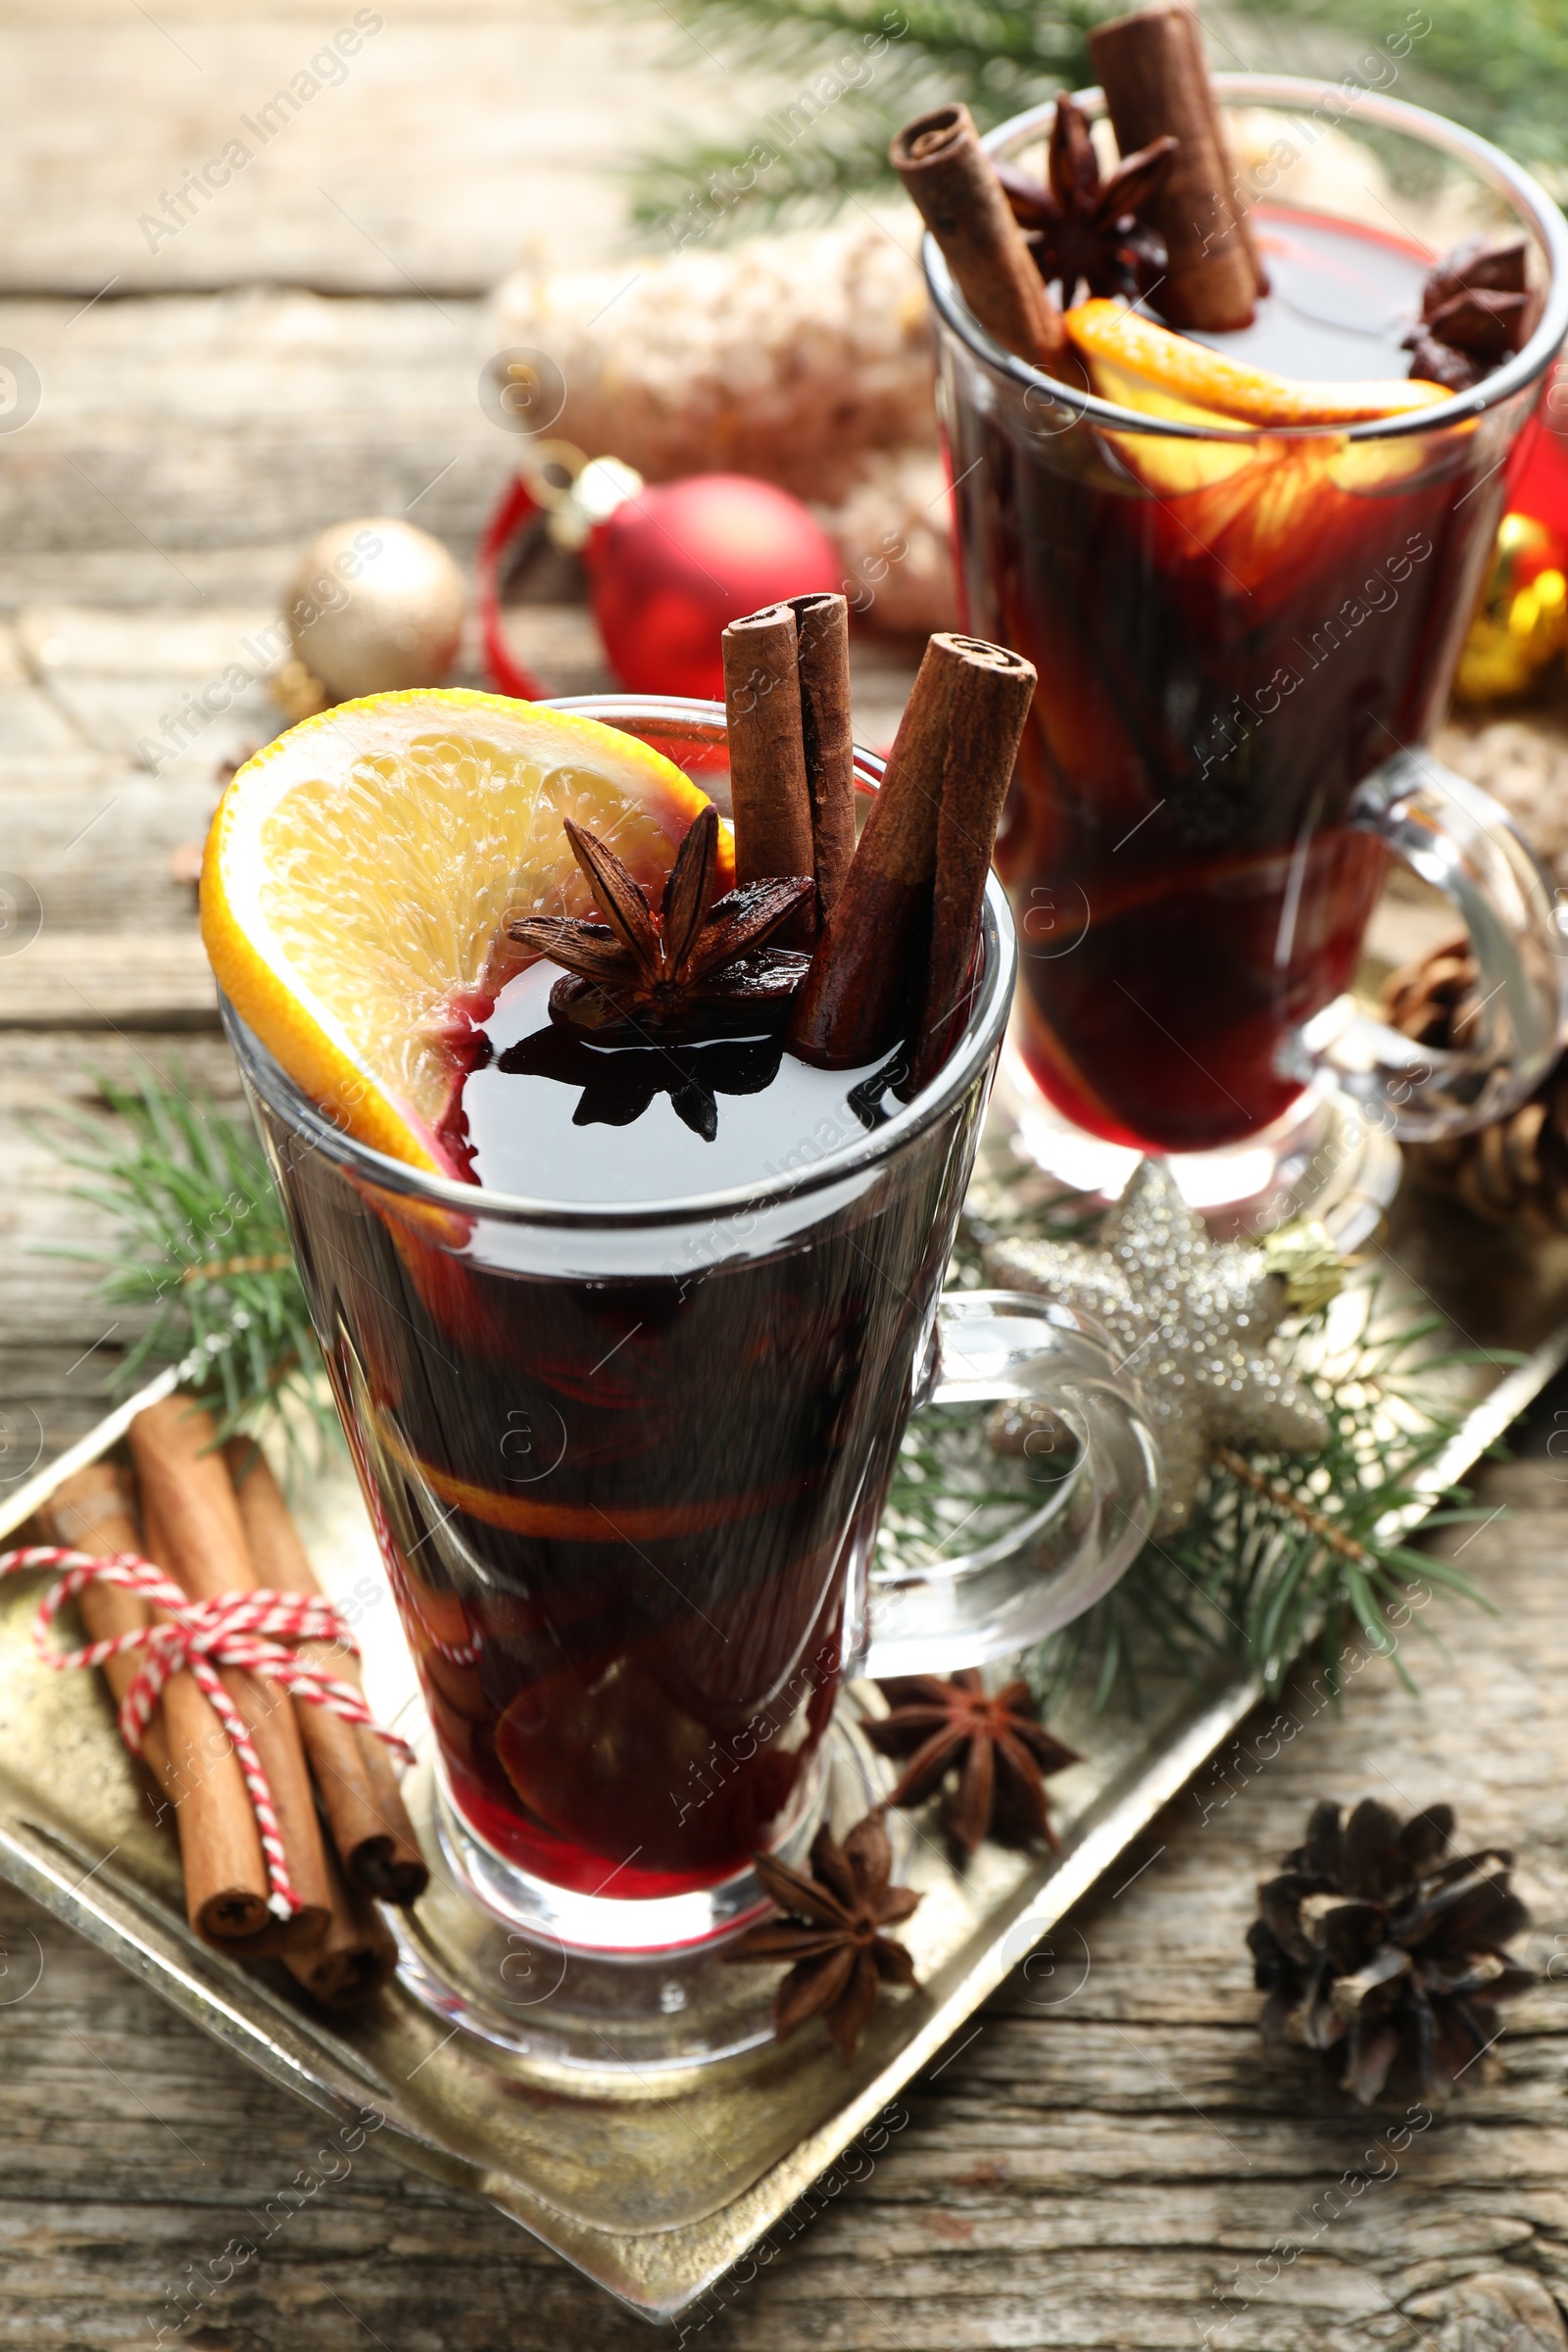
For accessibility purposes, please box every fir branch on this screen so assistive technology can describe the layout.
[40,1072,334,1457]
[612,0,1568,242]
[629,109,904,237]
[880,1241,1507,1711]
[618,0,1107,239]
[1227,0,1568,186]
[1043,1301,1504,1708]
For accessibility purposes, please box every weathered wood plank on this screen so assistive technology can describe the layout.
[0,542,313,612]
[0,1029,245,1469]
[0,777,220,925]
[0,293,503,556]
[0,2,739,298]
[0,935,216,1028]
[0,601,922,791]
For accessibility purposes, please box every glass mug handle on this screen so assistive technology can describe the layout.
[861,1292,1160,1680]
[1314,747,1565,1142]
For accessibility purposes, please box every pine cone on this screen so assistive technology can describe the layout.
[1381,934,1568,1232]
[1248,1798,1536,2106]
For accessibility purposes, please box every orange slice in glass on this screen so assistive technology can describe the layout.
[1064,299,1448,429]
[202,688,728,1175]
[1062,303,1451,594]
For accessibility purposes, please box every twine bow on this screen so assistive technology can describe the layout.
[0,1546,416,1921]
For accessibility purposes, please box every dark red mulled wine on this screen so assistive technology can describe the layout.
[945,212,1526,1152]
[255,949,984,1905]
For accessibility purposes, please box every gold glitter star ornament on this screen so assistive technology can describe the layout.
[985,1160,1331,1535]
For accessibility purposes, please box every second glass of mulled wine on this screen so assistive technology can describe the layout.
[929,75,1568,1209]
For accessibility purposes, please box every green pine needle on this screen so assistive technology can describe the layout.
[616,0,1106,239]
[629,107,911,237]
[1235,0,1568,184]
[42,1072,334,1456]
[612,0,1568,243]
[879,1244,1507,1712]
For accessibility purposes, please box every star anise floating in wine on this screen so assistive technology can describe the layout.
[497,1023,784,1141]
[725,1813,921,2063]
[867,1671,1080,1854]
[998,95,1175,306]
[506,805,813,1042]
[1405,235,1537,393]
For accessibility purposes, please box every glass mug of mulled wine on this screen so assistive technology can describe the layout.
[224,699,1157,1976]
[926,74,1568,1209]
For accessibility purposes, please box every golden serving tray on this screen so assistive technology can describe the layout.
[0,1181,1564,2322]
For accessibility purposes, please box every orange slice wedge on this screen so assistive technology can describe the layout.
[202,688,727,1175]
[1064,299,1449,428]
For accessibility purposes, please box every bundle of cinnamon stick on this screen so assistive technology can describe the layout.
[891,2,1267,362]
[721,596,1035,1090]
[42,1396,425,2012]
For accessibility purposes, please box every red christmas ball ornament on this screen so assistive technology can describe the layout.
[591,474,840,696]
[478,461,841,703]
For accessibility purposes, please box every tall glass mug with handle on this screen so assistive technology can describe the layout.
[226,697,1158,2064]
[928,77,1568,1234]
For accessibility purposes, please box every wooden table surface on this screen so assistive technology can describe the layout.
[6,9,1568,2347]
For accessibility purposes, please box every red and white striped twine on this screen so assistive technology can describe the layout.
[0,1545,416,1922]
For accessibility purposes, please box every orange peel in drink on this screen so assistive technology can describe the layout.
[201,689,728,1178]
[1064,299,1449,428]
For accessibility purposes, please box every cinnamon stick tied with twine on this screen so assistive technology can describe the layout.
[225,1436,426,1906]
[1088,3,1267,331]
[129,1396,333,1952]
[721,603,818,947]
[891,102,1070,374]
[284,1840,398,2012]
[789,632,1036,1076]
[14,1416,411,2008]
[40,1463,286,1953]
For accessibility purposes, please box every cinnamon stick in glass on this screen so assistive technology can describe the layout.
[788,592,858,922]
[790,632,1036,1072]
[225,1436,427,1906]
[40,1462,282,1952]
[722,603,816,944]
[910,640,1036,1093]
[891,103,1070,373]
[129,1396,331,1950]
[1088,4,1263,330]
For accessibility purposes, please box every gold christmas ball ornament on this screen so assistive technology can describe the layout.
[276,518,466,715]
[1454,512,1568,705]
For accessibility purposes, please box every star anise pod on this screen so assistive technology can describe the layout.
[1405,234,1536,393]
[866,1671,1080,1854]
[497,1022,784,1141]
[506,805,813,1041]
[1249,1797,1537,2106]
[999,96,1175,306]
[725,1812,920,2062]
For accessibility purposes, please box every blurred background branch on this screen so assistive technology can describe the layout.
[612,0,1568,239]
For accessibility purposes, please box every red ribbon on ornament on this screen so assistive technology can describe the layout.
[477,475,548,701]
[0,1544,415,1922]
